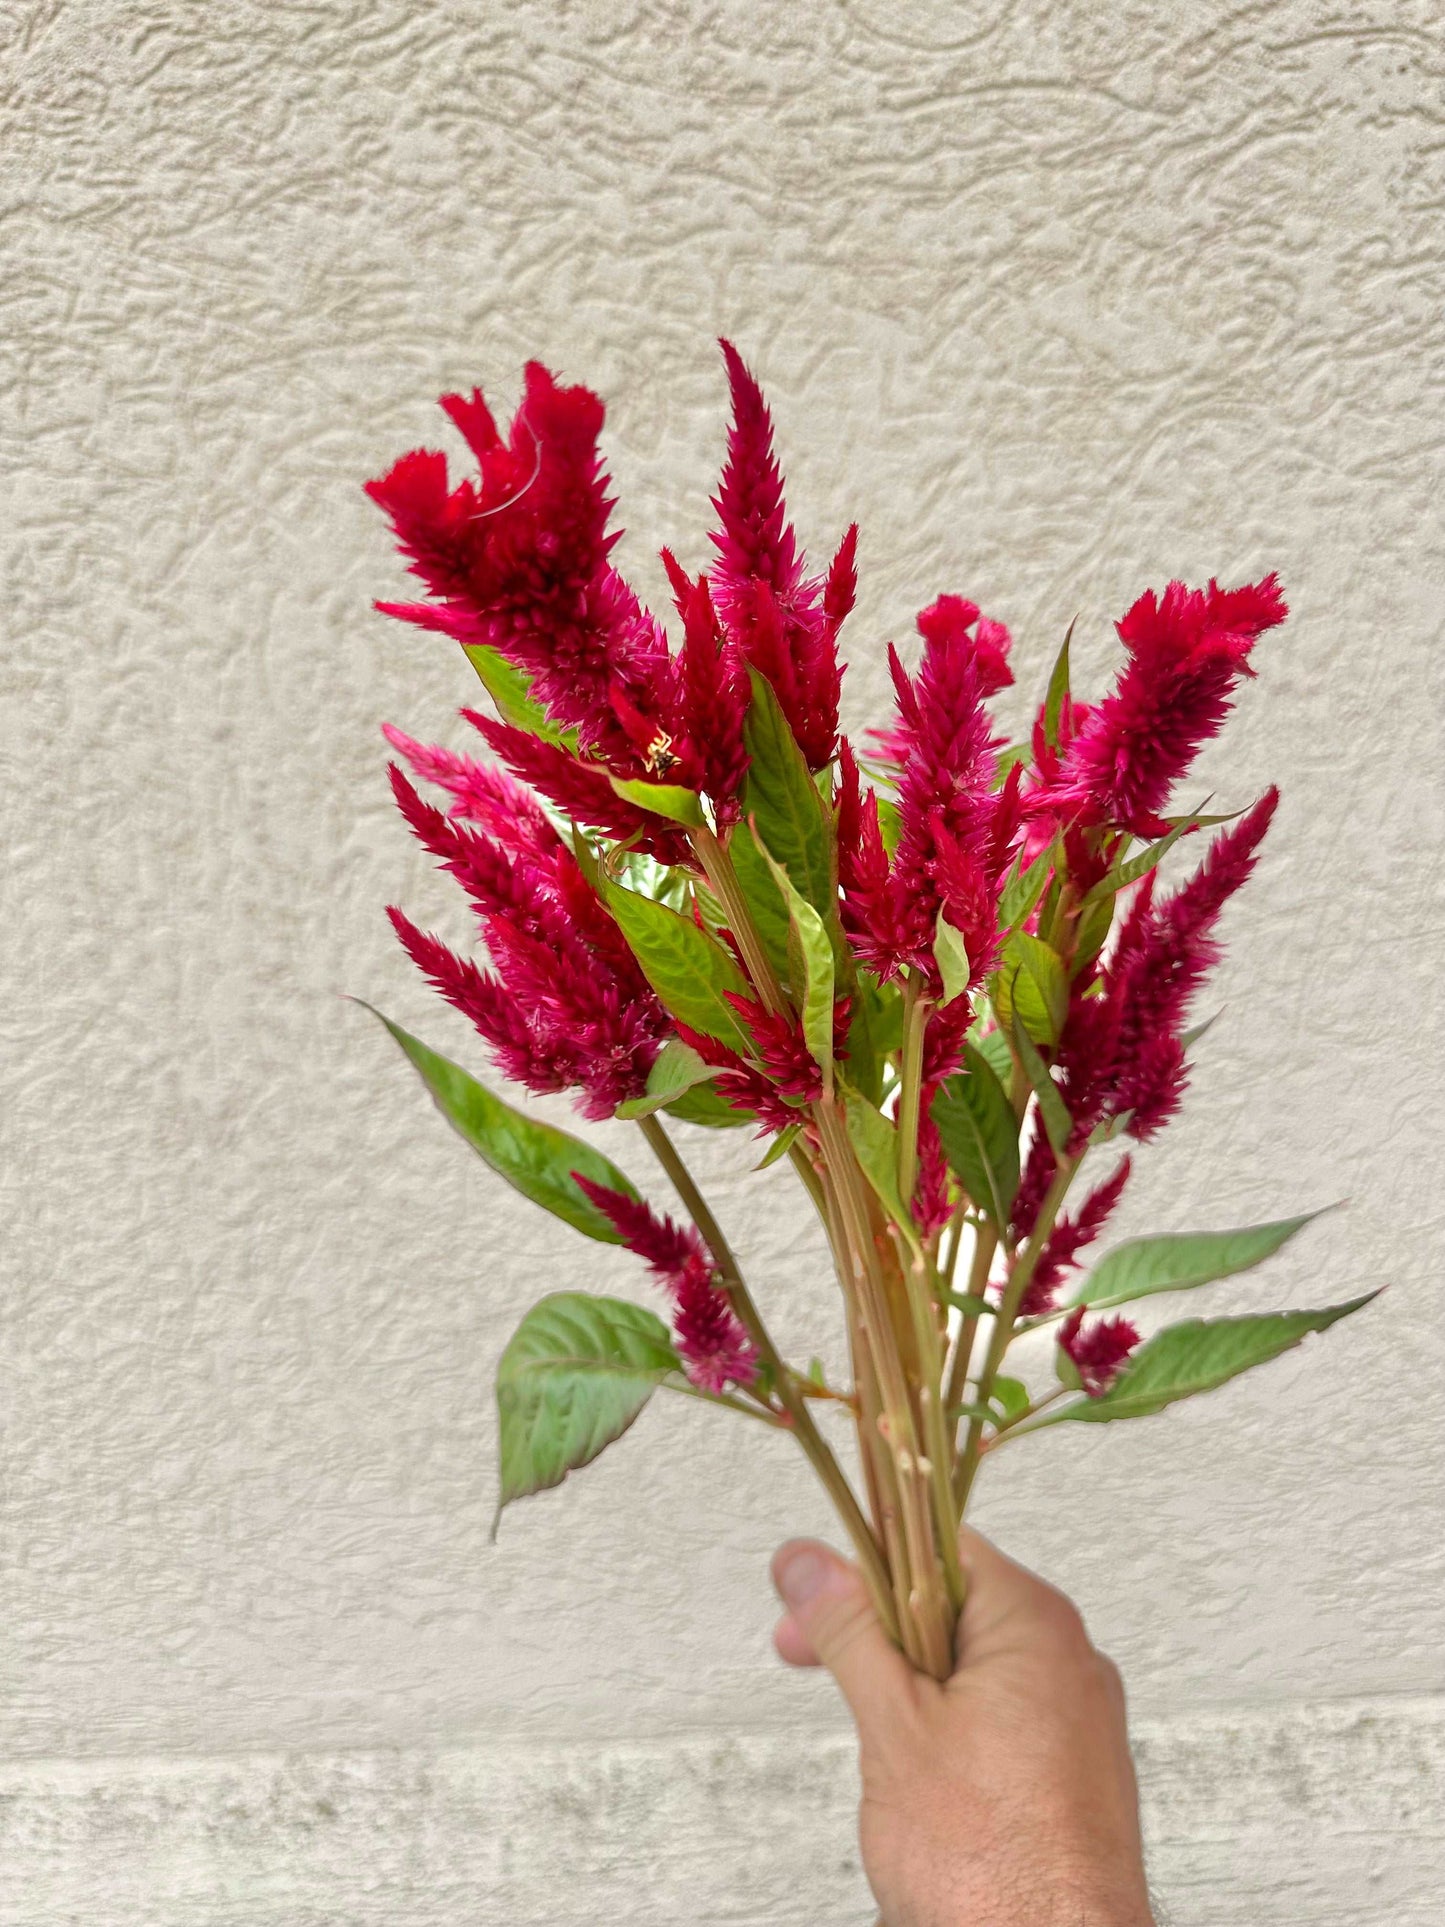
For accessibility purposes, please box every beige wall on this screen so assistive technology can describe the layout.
[3,2,1442,1920]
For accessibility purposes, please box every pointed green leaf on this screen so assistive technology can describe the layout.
[603,881,750,1049]
[608,775,705,827]
[495,1292,679,1525]
[614,1040,718,1120]
[991,1375,1031,1424]
[663,1080,750,1129]
[998,840,1057,933]
[741,670,835,920]
[756,838,835,1077]
[1182,1008,1223,1053]
[993,933,1069,1045]
[1081,813,1203,907]
[931,1044,1021,1225]
[1011,1017,1072,1157]
[876,794,904,857]
[934,912,972,1008]
[462,642,573,747]
[1042,1295,1380,1425]
[363,1004,638,1241]
[1070,1210,1333,1311]
[1071,891,1115,974]
[992,742,1031,789]
[725,819,795,985]
[755,1122,802,1169]
[974,1025,1014,1089]
[1043,619,1075,750]
[842,1084,912,1228]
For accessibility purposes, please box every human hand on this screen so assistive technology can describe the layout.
[771,1528,1156,1927]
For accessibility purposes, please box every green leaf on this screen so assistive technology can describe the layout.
[755,1122,802,1169]
[603,881,750,1049]
[614,1040,717,1120]
[726,818,795,986]
[1182,1008,1223,1053]
[1042,1295,1380,1426]
[876,795,904,857]
[608,775,705,827]
[1011,1017,1073,1157]
[842,1083,912,1228]
[362,1004,638,1241]
[495,1292,679,1525]
[1081,814,1202,908]
[1071,891,1115,974]
[1043,619,1074,750]
[991,1375,1031,1423]
[933,912,972,1007]
[932,1044,1021,1224]
[756,839,836,1078]
[992,742,1031,788]
[1069,1210,1333,1311]
[462,642,573,747]
[994,932,1069,1045]
[741,670,835,921]
[998,840,1057,933]
[974,1025,1014,1088]
[664,1080,750,1129]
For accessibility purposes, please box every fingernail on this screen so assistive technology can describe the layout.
[775,1548,830,1609]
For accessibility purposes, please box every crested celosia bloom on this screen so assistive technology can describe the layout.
[365,342,1366,1710]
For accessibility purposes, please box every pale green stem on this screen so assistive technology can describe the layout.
[942,1221,998,1446]
[895,978,930,1207]
[954,1154,1079,1512]
[637,1113,897,1639]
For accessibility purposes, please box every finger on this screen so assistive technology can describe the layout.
[955,1525,1092,1666]
[771,1539,916,1736]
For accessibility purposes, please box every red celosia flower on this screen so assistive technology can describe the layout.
[387,906,587,1096]
[913,1104,953,1237]
[1018,1156,1133,1317]
[367,364,683,776]
[382,723,560,858]
[1058,1306,1140,1398]
[1026,576,1287,838]
[572,1177,758,1390]
[466,712,692,866]
[672,1267,761,1393]
[724,993,826,1103]
[839,606,1017,992]
[387,740,672,1118]
[708,341,843,769]
[673,1024,807,1137]
[675,574,750,817]
[916,595,1013,699]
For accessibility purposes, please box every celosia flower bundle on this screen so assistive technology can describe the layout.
[362,346,1371,1676]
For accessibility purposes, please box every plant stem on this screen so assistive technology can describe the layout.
[942,1221,998,1447]
[660,1380,790,1427]
[637,1114,897,1640]
[691,822,787,1015]
[895,978,930,1207]
[980,1384,1069,1445]
[954,1155,1079,1512]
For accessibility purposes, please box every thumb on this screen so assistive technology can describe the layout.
[771,1539,915,1735]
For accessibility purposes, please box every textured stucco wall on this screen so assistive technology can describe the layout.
[2,1,1442,1921]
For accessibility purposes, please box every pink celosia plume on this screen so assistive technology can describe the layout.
[572,1176,758,1390]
